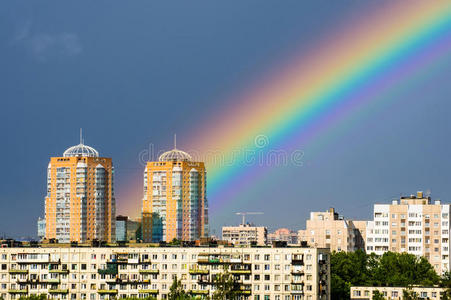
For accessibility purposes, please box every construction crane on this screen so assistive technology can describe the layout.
[236,212,264,225]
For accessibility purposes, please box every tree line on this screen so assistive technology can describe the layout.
[331,249,451,299]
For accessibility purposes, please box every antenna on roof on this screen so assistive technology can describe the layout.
[80,128,83,144]
[174,133,177,149]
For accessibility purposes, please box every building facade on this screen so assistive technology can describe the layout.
[267,228,298,246]
[115,216,128,242]
[0,245,330,300]
[116,217,141,242]
[222,224,268,246]
[298,208,365,252]
[44,141,115,243]
[126,219,141,242]
[142,146,208,242]
[37,218,46,241]
[365,191,451,274]
[351,286,446,300]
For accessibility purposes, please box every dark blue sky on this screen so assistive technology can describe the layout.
[1,1,450,238]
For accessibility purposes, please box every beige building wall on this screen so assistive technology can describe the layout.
[298,208,365,252]
[222,224,267,246]
[0,246,330,300]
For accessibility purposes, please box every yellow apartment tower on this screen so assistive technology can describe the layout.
[44,134,115,243]
[142,140,208,242]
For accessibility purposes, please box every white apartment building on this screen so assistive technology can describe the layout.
[366,191,451,274]
[222,224,268,246]
[0,245,329,300]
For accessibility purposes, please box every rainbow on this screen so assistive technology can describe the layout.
[118,1,451,217]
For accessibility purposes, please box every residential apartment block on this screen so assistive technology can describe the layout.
[365,191,451,274]
[298,208,365,252]
[222,224,268,246]
[142,144,208,243]
[44,139,115,243]
[0,245,330,300]
[267,228,298,246]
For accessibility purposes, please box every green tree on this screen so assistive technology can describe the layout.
[372,290,385,300]
[371,252,439,287]
[331,251,439,299]
[212,266,239,300]
[440,271,451,299]
[330,249,370,299]
[402,289,419,300]
[168,277,190,300]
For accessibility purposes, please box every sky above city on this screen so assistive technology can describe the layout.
[1,1,451,238]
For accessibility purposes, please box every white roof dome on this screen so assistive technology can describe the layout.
[159,148,192,162]
[158,135,192,162]
[63,143,99,157]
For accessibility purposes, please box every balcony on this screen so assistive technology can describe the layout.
[236,284,252,295]
[189,268,209,275]
[106,278,151,284]
[291,270,304,275]
[8,289,28,294]
[48,289,69,294]
[198,258,221,264]
[49,269,69,274]
[138,289,158,294]
[291,259,304,265]
[198,275,211,285]
[42,278,61,284]
[291,283,304,293]
[230,269,251,275]
[190,290,209,295]
[9,269,28,274]
[98,290,118,294]
[139,269,159,274]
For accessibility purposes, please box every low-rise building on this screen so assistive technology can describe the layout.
[298,208,366,252]
[267,228,298,245]
[0,245,330,300]
[351,286,446,300]
[222,224,267,246]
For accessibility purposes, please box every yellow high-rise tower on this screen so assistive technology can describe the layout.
[44,133,115,243]
[142,139,208,242]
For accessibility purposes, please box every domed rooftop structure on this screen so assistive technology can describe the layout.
[159,148,192,162]
[63,129,99,158]
[158,134,192,162]
[63,143,99,157]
